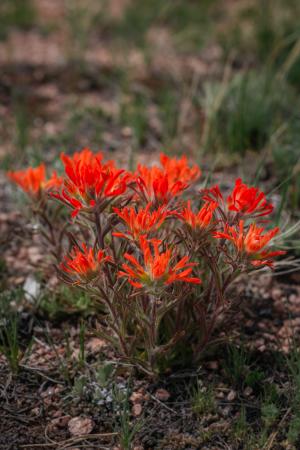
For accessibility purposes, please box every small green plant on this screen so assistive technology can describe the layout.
[113,383,143,450]
[191,380,216,416]
[38,286,93,319]
[262,382,280,406]
[0,288,29,374]
[288,416,300,445]
[286,347,300,444]
[71,374,89,400]
[224,346,268,391]
[223,344,250,387]
[96,362,115,388]
[261,402,279,429]
[244,368,265,389]
[0,314,22,374]
[232,405,249,442]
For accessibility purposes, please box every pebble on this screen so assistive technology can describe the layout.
[227,390,236,401]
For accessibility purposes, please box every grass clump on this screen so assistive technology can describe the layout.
[191,380,216,416]
[201,70,292,155]
[38,286,93,319]
[113,383,143,450]
[114,0,218,50]
[0,288,31,375]
[0,314,22,375]
[0,0,35,39]
[286,347,300,445]
[219,0,300,73]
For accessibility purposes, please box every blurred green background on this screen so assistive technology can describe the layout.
[0,0,299,211]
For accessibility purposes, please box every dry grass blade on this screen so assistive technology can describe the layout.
[19,432,118,449]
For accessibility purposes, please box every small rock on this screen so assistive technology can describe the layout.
[132,403,143,417]
[289,294,299,304]
[86,337,106,353]
[130,391,144,403]
[271,288,282,301]
[31,407,40,416]
[207,361,218,370]
[23,275,41,301]
[221,406,231,417]
[227,390,236,401]
[68,416,94,437]
[244,387,253,397]
[121,126,133,137]
[216,390,225,399]
[155,388,170,401]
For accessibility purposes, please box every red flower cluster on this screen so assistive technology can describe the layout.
[203,178,273,218]
[60,243,112,281]
[178,200,218,230]
[52,148,128,216]
[7,164,62,196]
[227,178,273,217]
[214,220,285,267]
[113,203,170,241]
[7,148,287,375]
[119,236,201,289]
[8,149,284,284]
[136,153,201,204]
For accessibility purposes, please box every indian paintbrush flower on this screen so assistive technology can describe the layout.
[113,203,170,240]
[7,148,286,376]
[136,153,201,204]
[60,243,112,281]
[119,236,201,289]
[227,178,273,217]
[7,164,62,196]
[178,200,218,229]
[214,220,285,267]
[52,148,129,217]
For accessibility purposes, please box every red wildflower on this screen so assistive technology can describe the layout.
[136,153,201,204]
[52,148,129,216]
[7,165,62,195]
[202,185,223,204]
[113,203,170,240]
[214,220,285,267]
[178,200,218,229]
[7,164,46,195]
[159,153,201,184]
[119,236,201,288]
[227,178,273,217]
[60,243,112,280]
[43,171,63,191]
[137,165,185,204]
